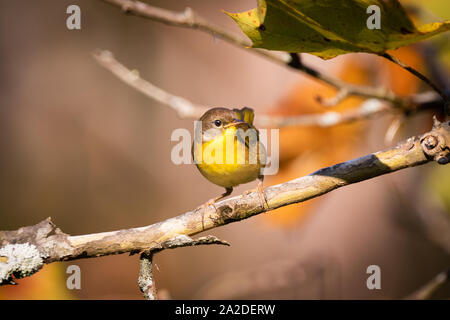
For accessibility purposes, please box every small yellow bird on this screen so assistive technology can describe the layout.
[192,107,267,214]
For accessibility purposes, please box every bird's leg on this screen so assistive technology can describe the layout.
[244,175,268,209]
[198,187,233,230]
[257,175,268,209]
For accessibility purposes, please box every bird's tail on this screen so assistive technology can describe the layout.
[233,107,254,125]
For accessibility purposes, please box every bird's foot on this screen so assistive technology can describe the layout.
[244,181,268,210]
[196,188,233,230]
[196,197,220,231]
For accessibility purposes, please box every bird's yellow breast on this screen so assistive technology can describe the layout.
[193,127,265,188]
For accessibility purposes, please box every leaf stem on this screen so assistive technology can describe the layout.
[381,53,449,114]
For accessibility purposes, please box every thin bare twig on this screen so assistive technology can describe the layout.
[258,99,390,127]
[315,88,350,107]
[94,50,207,119]
[100,0,403,106]
[405,268,450,300]
[381,53,449,114]
[384,114,406,145]
[93,50,442,128]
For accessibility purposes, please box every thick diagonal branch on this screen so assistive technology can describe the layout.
[1,120,448,285]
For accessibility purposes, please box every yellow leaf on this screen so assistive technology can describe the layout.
[225,0,450,59]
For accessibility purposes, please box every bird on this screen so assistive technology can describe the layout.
[192,107,267,226]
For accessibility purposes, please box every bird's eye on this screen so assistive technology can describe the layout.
[214,120,222,127]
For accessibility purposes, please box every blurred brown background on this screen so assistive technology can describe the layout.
[0,0,449,299]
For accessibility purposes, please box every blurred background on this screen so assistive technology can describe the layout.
[0,0,449,299]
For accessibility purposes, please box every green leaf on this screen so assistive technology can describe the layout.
[225,0,450,59]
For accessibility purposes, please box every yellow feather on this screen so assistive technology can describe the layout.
[193,126,265,188]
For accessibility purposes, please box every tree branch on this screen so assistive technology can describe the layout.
[99,0,404,106]
[138,251,157,300]
[94,50,208,119]
[1,119,448,285]
[405,268,450,300]
[138,235,229,300]
[381,53,449,114]
[93,50,443,128]
[315,88,350,107]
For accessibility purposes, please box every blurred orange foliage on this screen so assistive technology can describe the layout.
[0,263,74,300]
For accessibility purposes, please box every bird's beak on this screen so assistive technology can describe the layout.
[224,119,246,128]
